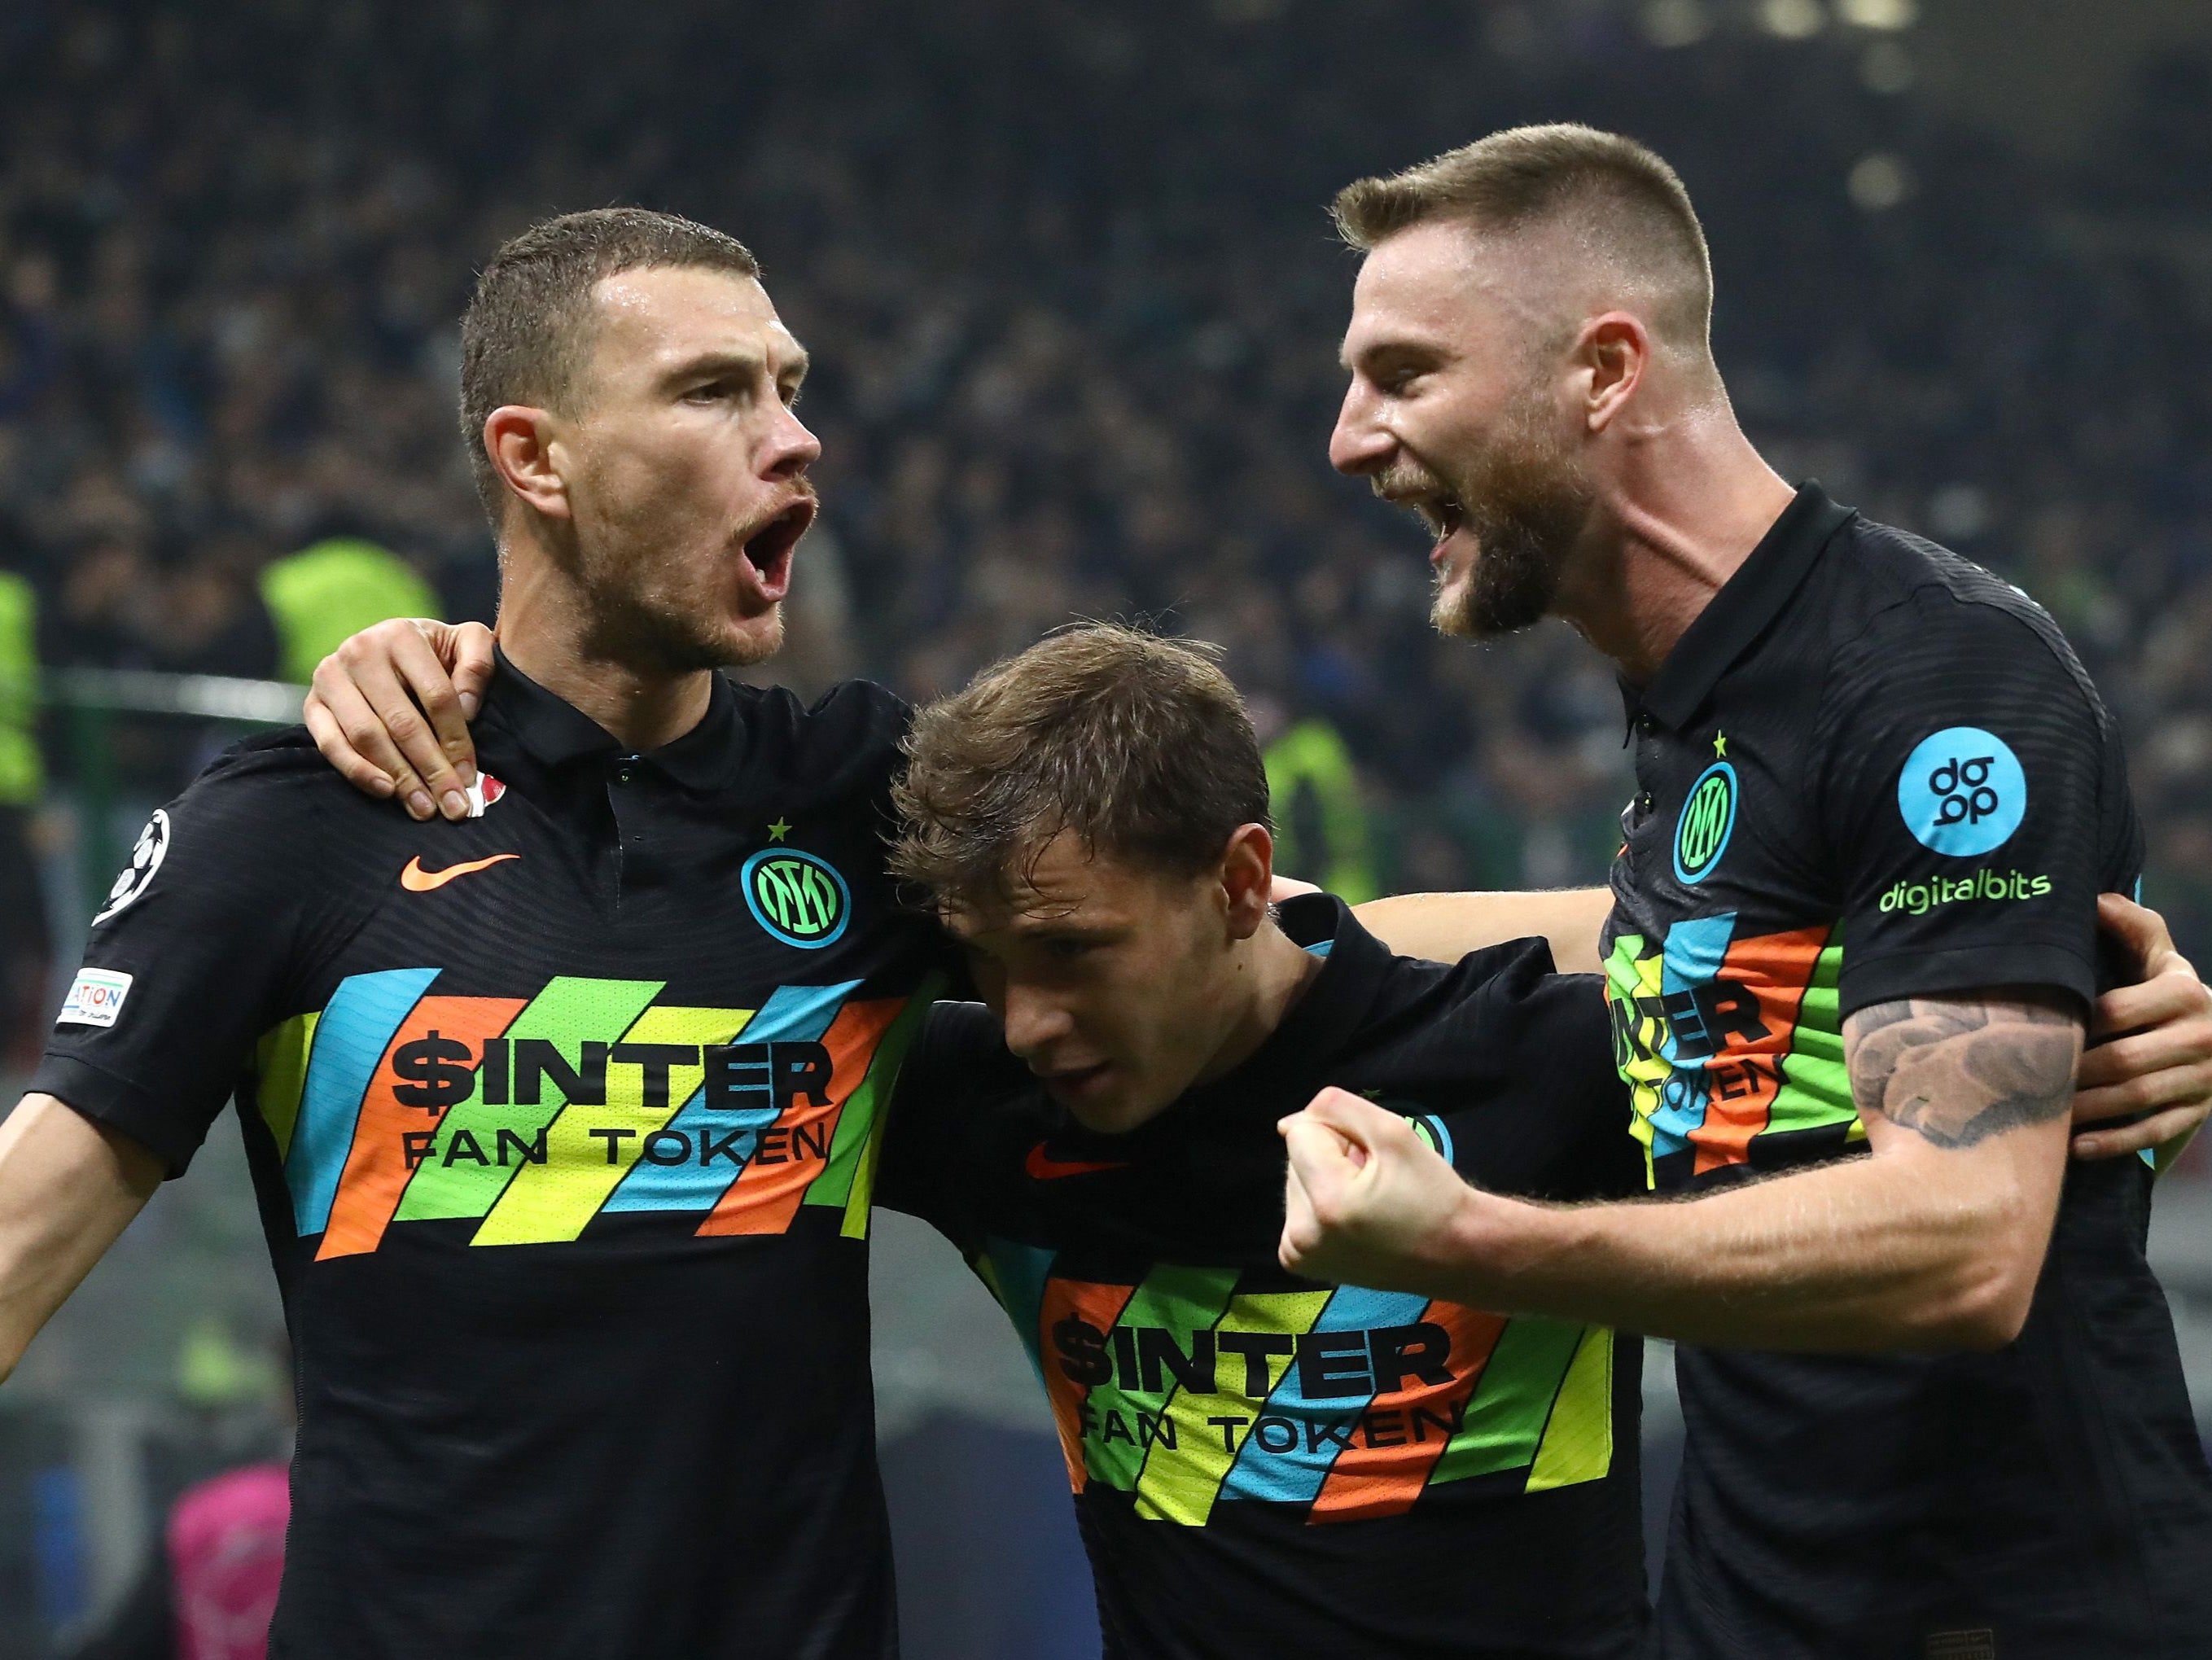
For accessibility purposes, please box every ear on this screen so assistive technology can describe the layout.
[1575,312,1650,434]
[1220,823,1277,941]
[484,406,572,521]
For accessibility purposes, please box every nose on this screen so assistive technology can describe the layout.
[764,400,822,480]
[1328,379,1392,478]
[999,982,1075,1062]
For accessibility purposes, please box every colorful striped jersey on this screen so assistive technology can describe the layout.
[878,896,1647,1659]
[36,658,948,1659]
[1607,485,2212,1656]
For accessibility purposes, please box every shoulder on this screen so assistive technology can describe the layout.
[733,678,913,795]
[1360,936,1610,1066]
[163,725,399,839]
[1826,520,2103,707]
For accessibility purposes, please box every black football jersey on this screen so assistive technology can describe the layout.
[1606,486,2212,1658]
[35,655,950,1660]
[878,896,1648,1660]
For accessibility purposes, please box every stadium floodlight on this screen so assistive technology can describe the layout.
[1837,0,1916,28]
[1759,0,1825,39]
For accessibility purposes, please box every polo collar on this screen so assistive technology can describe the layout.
[1171,893,1391,1121]
[479,646,746,791]
[1626,482,1855,732]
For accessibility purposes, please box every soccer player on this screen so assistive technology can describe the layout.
[0,208,939,1658]
[875,624,1646,1659]
[1285,125,2212,1655]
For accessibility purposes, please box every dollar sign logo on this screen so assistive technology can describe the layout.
[391,1029,476,1109]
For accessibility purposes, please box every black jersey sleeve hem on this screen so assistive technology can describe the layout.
[28,1053,205,1177]
[1837,940,2094,1023]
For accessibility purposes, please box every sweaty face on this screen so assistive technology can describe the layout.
[944,834,1247,1134]
[1329,220,1593,638]
[553,267,821,672]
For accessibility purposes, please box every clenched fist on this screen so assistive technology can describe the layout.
[1277,1086,1487,1299]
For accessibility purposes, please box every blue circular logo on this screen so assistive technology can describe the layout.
[742,848,852,949]
[1672,762,1737,885]
[1898,727,2026,856]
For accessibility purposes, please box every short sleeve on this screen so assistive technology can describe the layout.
[30,743,322,1176]
[874,1001,1014,1246]
[1813,593,2117,1020]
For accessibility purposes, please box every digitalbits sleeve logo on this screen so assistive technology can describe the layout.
[1898,727,2026,856]
[743,848,851,948]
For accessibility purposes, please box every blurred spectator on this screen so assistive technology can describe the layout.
[0,0,2201,981]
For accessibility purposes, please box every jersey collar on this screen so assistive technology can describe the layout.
[480,646,745,790]
[1624,481,1855,733]
[1170,893,1392,1121]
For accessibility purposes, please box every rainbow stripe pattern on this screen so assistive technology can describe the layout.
[1605,918,1855,1185]
[976,1246,1614,1525]
[251,970,940,1255]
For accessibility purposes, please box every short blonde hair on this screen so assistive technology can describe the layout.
[1334,124,1714,349]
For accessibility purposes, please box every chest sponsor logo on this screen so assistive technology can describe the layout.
[743,848,851,949]
[1605,922,1855,1183]
[58,967,133,1027]
[990,1256,1613,1526]
[1672,761,1737,885]
[1898,726,2026,856]
[254,968,940,1258]
[94,810,170,925]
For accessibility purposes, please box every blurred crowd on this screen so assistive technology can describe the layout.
[1,0,2209,935]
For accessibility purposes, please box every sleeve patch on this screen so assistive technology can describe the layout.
[1897,728,2026,856]
[58,968,134,1028]
[94,808,171,924]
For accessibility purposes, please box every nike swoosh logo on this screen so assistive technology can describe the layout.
[1024,1142,1130,1181]
[400,853,520,892]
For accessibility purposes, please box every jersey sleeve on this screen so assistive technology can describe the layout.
[1413,943,1640,1203]
[874,1001,1010,1248]
[29,742,327,1176]
[1811,592,2119,1021]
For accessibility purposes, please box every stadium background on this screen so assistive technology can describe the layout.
[1,0,2210,1653]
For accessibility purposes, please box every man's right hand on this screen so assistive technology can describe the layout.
[302,619,497,820]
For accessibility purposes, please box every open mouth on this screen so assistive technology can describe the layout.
[1413,493,1466,542]
[1034,1060,1111,1099]
[739,498,816,600]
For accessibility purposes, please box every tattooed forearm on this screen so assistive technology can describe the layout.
[1845,994,2082,1150]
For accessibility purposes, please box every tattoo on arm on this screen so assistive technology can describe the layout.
[1844,994,2082,1150]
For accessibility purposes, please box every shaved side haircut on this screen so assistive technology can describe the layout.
[458,207,761,522]
[1333,123,1715,352]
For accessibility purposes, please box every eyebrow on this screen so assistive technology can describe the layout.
[663,347,811,390]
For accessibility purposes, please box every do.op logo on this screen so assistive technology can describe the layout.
[1673,762,1737,885]
[742,847,851,948]
[1897,727,2026,857]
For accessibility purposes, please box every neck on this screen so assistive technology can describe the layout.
[1193,917,1326,1088]
[1553,395,1798,685]
[495,538,716,753]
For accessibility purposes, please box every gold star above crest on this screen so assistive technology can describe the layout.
[767,818,791,842]
[1712,731,1728,758]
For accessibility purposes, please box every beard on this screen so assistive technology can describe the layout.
[579,584,783,675]
[1395,390,1592,641]
[563,494,804,675]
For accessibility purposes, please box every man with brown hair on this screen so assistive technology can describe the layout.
[1285,123,2212,1655]
[0,207,931,1659]
[873,622,1650,1658]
